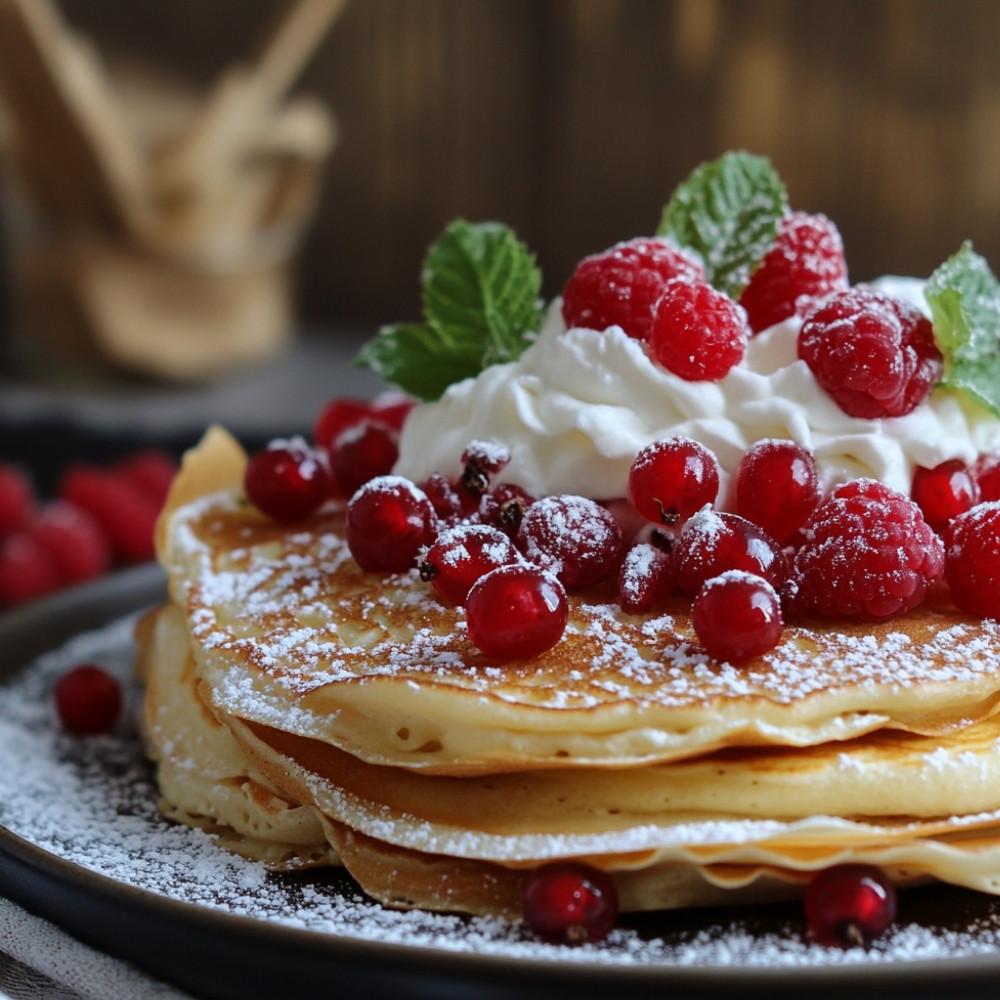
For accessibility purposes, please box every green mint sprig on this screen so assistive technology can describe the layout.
[925,241,1000,416]
[356,220,542,402]
[656,150,788,300]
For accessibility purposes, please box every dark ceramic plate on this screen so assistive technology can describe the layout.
[1,566,999,1000]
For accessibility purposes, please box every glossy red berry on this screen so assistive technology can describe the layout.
[460,440,512,497]
[617,541,674,613]
[804,864,897,948]
[113,450,178,506]
[911,459,979,535]
[465,564,568,659]
[562,237,704,341]
[628,437,720,527]
[329,419,399,498]
[522,862,619,945]
[673,509,787,597]
[736,439,820,544]
[790,479,944,620]
[346,476,437,574]
[420,524,520,605]
[54,664,122,735]
[648,279,746,381]
[798,288,942,419]
[517,495,623,589]
[738,211,849,334]
[479,482,536,537]
[945,501,1000,619]
[244,439,332,522]
[691,570,783,662]
[313,398,376,453]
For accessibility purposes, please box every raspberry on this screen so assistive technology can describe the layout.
[790,479,944,620]
[59,465,161,564]
[738,211,849,334]
[26,501,111,585]
[648,279,746,381]
[561,237,704,341]
[798,288,942,418]
[945,501,1000,618]
[0,462,35,537]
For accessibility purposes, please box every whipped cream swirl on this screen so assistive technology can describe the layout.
[394,278,1000,505]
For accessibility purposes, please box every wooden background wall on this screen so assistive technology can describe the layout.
[31,0,1000,330]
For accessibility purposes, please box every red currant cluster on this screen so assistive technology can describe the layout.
[0,450,177,608]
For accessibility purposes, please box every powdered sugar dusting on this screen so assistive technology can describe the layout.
[6,616,1000,973]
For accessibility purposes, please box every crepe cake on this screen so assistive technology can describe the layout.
[137,152,1000,936]
[137,425,1000,916]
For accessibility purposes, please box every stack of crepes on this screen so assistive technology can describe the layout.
[136,426,1000,918]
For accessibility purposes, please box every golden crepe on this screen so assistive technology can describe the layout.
[135,427,1000,917]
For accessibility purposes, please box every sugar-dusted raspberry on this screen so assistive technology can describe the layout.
[790,478,944,620]
[798,288,943,418]
[0,462,34,537]
[673,509,787,597]
[648,279,747,381]
[945,501,1000,618]
[517,495,623,589]
[561,237,704,341]
[738,212,849,334]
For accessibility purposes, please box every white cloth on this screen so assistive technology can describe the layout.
[0,897,189,1000]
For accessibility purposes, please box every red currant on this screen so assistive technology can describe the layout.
[54,664,122,735]
[974,453,1000,502]
[329,419,399,498]
[460,440,512,497]
[691,570,783,662]
[313,398,375,453]
[617,542,674,613]
[465,564,568,659]
[244,439,332,522]
[673,509,787,597]
[420,524,520,605]
[736,439,820,544]
[911,459,979,535]
[346,476,437,574]
[517,495,623,589]
[522,862,619,945]
[628,437,720,527]
[648,279,746,381]
[479,482,536,537]
[804,864,897,948]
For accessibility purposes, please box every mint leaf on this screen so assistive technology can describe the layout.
[925,241,1000,416]
[656,150,788,299]
[356,220,542,401]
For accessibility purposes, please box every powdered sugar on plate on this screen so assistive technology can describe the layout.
[5,614,1000,971]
